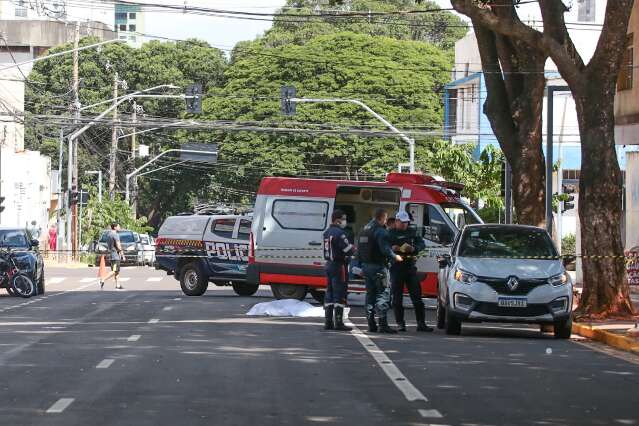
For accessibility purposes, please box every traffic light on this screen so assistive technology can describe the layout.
[185,83,202,114]
[561,184,576,213]
[69,186,79,206]
[280,85,296,116]
[0,196,4,213]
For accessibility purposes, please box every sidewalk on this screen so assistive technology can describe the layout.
[43,258,90,269]
[571,284,639,355]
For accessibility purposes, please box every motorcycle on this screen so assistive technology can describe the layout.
[0,249,36,298]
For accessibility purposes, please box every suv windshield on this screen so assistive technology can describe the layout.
[458,227,557,258]
[0,230,29,248]
[441,203,481,230]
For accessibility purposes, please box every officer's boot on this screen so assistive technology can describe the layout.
[394,306,406,332]
[333,306,352,331]
[415,304,433,332]
[367,312,378,333]
[324,305,334,330]
[378,317,398,334]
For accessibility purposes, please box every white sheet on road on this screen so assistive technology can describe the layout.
[246,299,349,318]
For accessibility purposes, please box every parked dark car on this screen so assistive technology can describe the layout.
[94,230,144,266]
[0,227,45,295]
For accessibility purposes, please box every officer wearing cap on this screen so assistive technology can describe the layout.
[323,209,355,331]
[389,211,433,332]
[358,208,403,333]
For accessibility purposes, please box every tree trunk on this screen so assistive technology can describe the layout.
[509,144,546,226]
[574,89,634,318]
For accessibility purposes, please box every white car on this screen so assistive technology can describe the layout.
[437,224,573,339]
[139,234,156,266]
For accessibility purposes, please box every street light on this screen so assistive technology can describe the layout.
[85,170,102,202]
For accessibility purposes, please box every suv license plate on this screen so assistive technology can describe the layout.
[498,298,527,308]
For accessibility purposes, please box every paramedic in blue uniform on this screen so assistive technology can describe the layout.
[390,211,433,332]
[358,208,403,333]
[323,209,355,331]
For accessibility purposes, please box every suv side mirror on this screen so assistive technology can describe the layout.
[437,254,451,269]
[31,239,40,248]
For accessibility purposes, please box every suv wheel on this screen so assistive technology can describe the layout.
[554,316,573,339]
[180,263,208,296]
[445,305,462,335]
[232,282,259,296]
[436,299,446,329]
[271,284,307,300]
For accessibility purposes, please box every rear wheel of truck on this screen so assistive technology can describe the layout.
[180,263,208,296]
[271,284,307,300]
[232,282,259,296]
[309,288,325,304]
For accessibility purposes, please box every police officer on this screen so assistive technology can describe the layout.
[323,209,355,331]
[390,211,433,332]
[358,208,403,333]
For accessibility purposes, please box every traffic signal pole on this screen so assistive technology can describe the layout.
[545,86,570,235]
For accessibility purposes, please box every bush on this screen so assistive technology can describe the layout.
[562,234,576,256]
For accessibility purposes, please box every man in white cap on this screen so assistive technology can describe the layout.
[389,211,432,332]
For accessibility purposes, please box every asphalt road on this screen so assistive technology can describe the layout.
[0,266,638,426]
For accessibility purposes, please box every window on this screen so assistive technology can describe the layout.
[129,24,136,32]
[129,12,137,19]
[119,24,127,31]
[577,0,596,23]
[115,12,128,20]
[441,203,481,230]
[272,200,328,231]
[0,230,29,248]
[407,204,455,245]
[129,36,137,42]
[447,89,457,136]
[15,0,27,17]
[212,218,236,239]
[618,34,634,92]
[238,219,252,241]
[458,227,556,258]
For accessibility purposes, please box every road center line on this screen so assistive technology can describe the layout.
[46,398,74,413]
[127,334,141,342]
[346,320,428,403]
[96,359,114,369]
[148,318,159,324]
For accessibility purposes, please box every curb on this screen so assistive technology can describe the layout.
[572,323,639,355]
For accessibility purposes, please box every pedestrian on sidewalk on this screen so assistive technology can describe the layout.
[48,224,57,259]
[99,222,125,290]
[322,209,355,331]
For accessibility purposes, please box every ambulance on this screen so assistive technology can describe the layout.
[247,173,483,301]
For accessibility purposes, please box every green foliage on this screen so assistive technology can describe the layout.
[80,187,152,245]
[207,32,452,194]
[265,0,468,50]
[562,233,576,256]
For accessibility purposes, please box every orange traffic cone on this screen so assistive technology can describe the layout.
[97,255,108,280]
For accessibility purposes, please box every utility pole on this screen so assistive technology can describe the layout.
[56,128,64,256]
[109,72,119,199]
[131,102,138,215]
[71,21,80,259]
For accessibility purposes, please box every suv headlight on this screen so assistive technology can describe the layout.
[454,268,477,284]
[548,272,569,286]
[126,245,136,252]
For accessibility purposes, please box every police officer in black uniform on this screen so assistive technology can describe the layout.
[323,209,355,331]
[358,208,403,333]
[389,211,433,332]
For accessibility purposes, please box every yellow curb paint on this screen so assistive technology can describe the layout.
[572,323,639,354]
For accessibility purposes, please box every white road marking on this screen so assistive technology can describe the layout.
[148,318,159,324]
[118,277,131,282]
[173,297,182,301]
[127,334,141,342]
[0,283,94,314]
[419,409,443,418]
[346,321,428,402]
[162,306,173,311]
[80,277,96,283]
[147,277,163,282]
[46,398,74,413]
[47,277,66,284]
[96,359,114,369]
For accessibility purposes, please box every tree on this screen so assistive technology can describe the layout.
[450,0,635,318]
[205,32,452,193]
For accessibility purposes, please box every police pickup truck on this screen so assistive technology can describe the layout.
[155,214,258,297]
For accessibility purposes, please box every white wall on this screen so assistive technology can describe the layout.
[0,68,27,152]
[0,149,52,238]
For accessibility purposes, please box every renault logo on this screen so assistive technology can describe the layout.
[506,276,519,291]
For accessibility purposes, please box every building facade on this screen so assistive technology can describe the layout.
[115,3,144,48]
